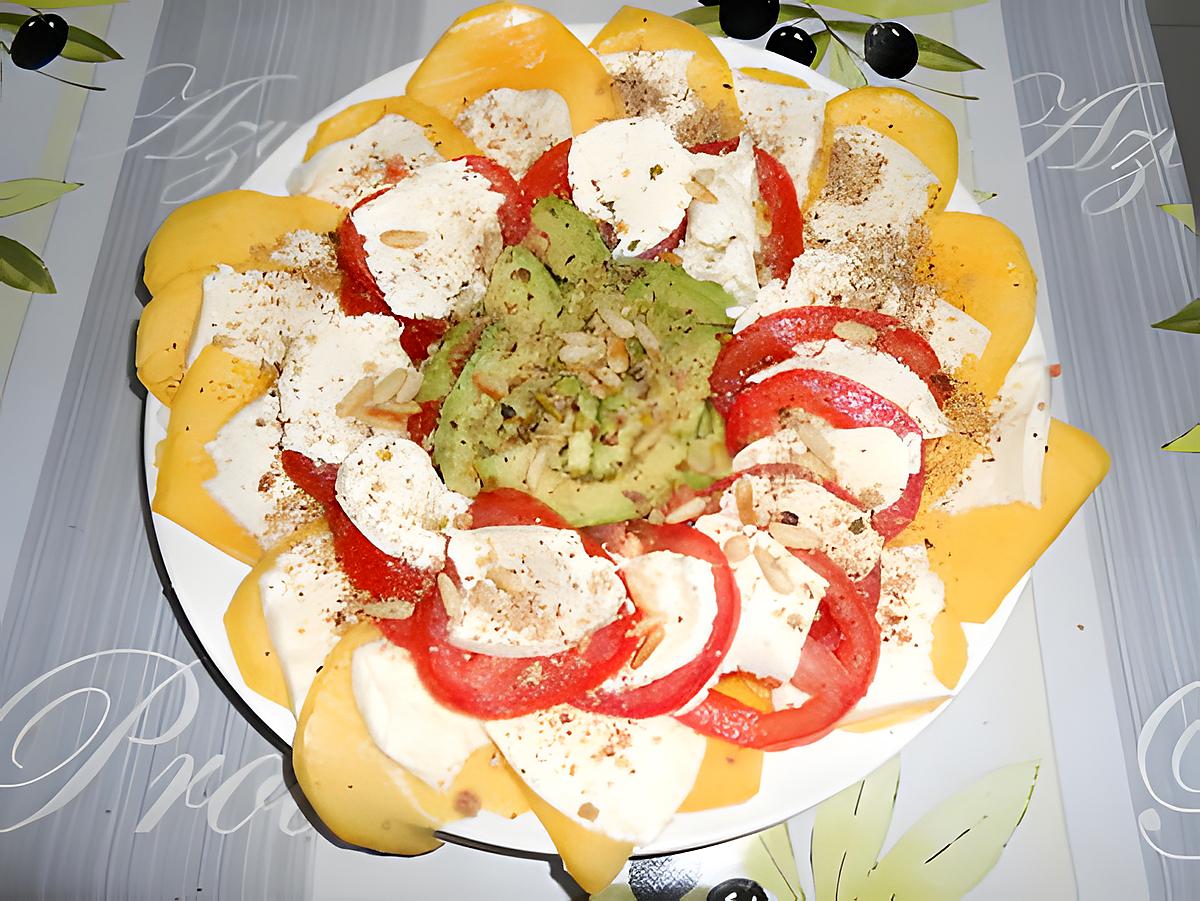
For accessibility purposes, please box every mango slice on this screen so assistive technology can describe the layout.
[922,211,1039,400]
[738,66,809,89]
[591,6,741,138]
[518,783,635,895]
[152,344,274,565]
[680,674,767,813]
[293,622,529,857]
[898,419,1109,624]
[303,95,480,161]
[224,522,330,710]
[821,86,958,212]
[406,3,620,135]
[137,191,343,405]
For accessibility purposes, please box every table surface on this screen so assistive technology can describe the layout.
[0,1,1197,898]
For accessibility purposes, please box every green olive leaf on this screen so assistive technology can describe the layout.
[1164,424,1200,453]
[811,29,832,68]
[822,20,873,36]
[0,178,81,217]
[1152,298,1200,333]
[1159,203,1196,233]
[0,236,56,294]
[971,189,997,203]
[827,38,868,89]
[915,33,984,71]
[812,756,900,901]
[674,7,720,27]
[15,0,126,7]
[697,20,725,36]
[785,0,986,15]
[0,13,122,62]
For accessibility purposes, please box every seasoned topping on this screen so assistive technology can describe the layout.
[455,88,573,178]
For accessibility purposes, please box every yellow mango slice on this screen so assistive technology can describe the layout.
[303,95,480,161]
[840,696,950,733]
[223,522,331,710]
[293,622,529,857]
[152,344,274,565]
[407,3,620,135]
[897,419,1109,623]
[739,66,809,89]
[591,6,741,138]
[136,267,207,405]
[143,190,342,295]
[680,674,767,813]
[822,86,958,212]
[519,783,635,895]
[932,610,969,689]
[922,211,1039,399]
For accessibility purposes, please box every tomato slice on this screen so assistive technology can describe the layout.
[280,450,440,604]
[458,155,531,246]
[571,520,740,719]
[520,138,573,203]
[690,138,804,283]
[723,369,924,539]
[377,489,642,719]
[676,548,880,750]
[709,307,949,416]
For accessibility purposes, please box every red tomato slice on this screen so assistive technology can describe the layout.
[571,520,740,719]
[723,368,925,539]
[458,155,532,246]
[710,307,949,416]
[799,554,881,652]
[280,450,440,604]
[520,138,573,203]
[378,489,642,719]
[676,547,880,750]
[690,138,804,282]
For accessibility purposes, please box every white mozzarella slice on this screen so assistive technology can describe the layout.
[598,550,718,702]
[748,338,951,438]
[733,72,826,196]
[455,88,573,178]
[568,117,696,257]
[717,472,883,580]
[259,529,349,714]
[679,137,761,305]
[286,114,440,207]
[487,705,705,845]
[352,639,490,790]
[733,425,921,510]
[187,265,340,368]
[599,50,702,136]
[695,514,826,684]
[277,313,411,465]
[268,228,340,273]
[924,299,991,372]
[336,435,470,569]
[936,358,1052,514]
[351,158,505,320]
[443,526,628,657]
[204,387,316,548]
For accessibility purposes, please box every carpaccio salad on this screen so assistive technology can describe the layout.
[136,3,1109,891]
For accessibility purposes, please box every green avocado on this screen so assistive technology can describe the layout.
[432,197,733,526]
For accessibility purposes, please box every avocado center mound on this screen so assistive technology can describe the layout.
[431,198,735,527]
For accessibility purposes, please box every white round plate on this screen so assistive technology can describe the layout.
[143,24,1041,858]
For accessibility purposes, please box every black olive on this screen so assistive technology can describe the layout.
[10,13,70,71]
[766,24,818,67]
[708,878,769,901]
[863,20,919,79]
[719,0,780,41]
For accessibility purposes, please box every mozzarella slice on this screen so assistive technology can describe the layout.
[487,706,705,845]
[443,526,628,657]
[455,88,573,177]
[277,313,411,465]
[351,158,505,320]
[717,472,883,580]
[924,299,990,372]
[936,358,1052,514]
[287,114,440,207]
[352,639,490,791]
[806,125,937,247]
[336,435,470,569]
[187,265,340,368]
[259,529,350,714]
[733,72,826,196]
[748,338,951,439]
[733,425,921,511]
[598,550,718,700]
[599,50,702,137]
[679,137,760,305]
[694,514,826,684]
[568,117,696,257]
